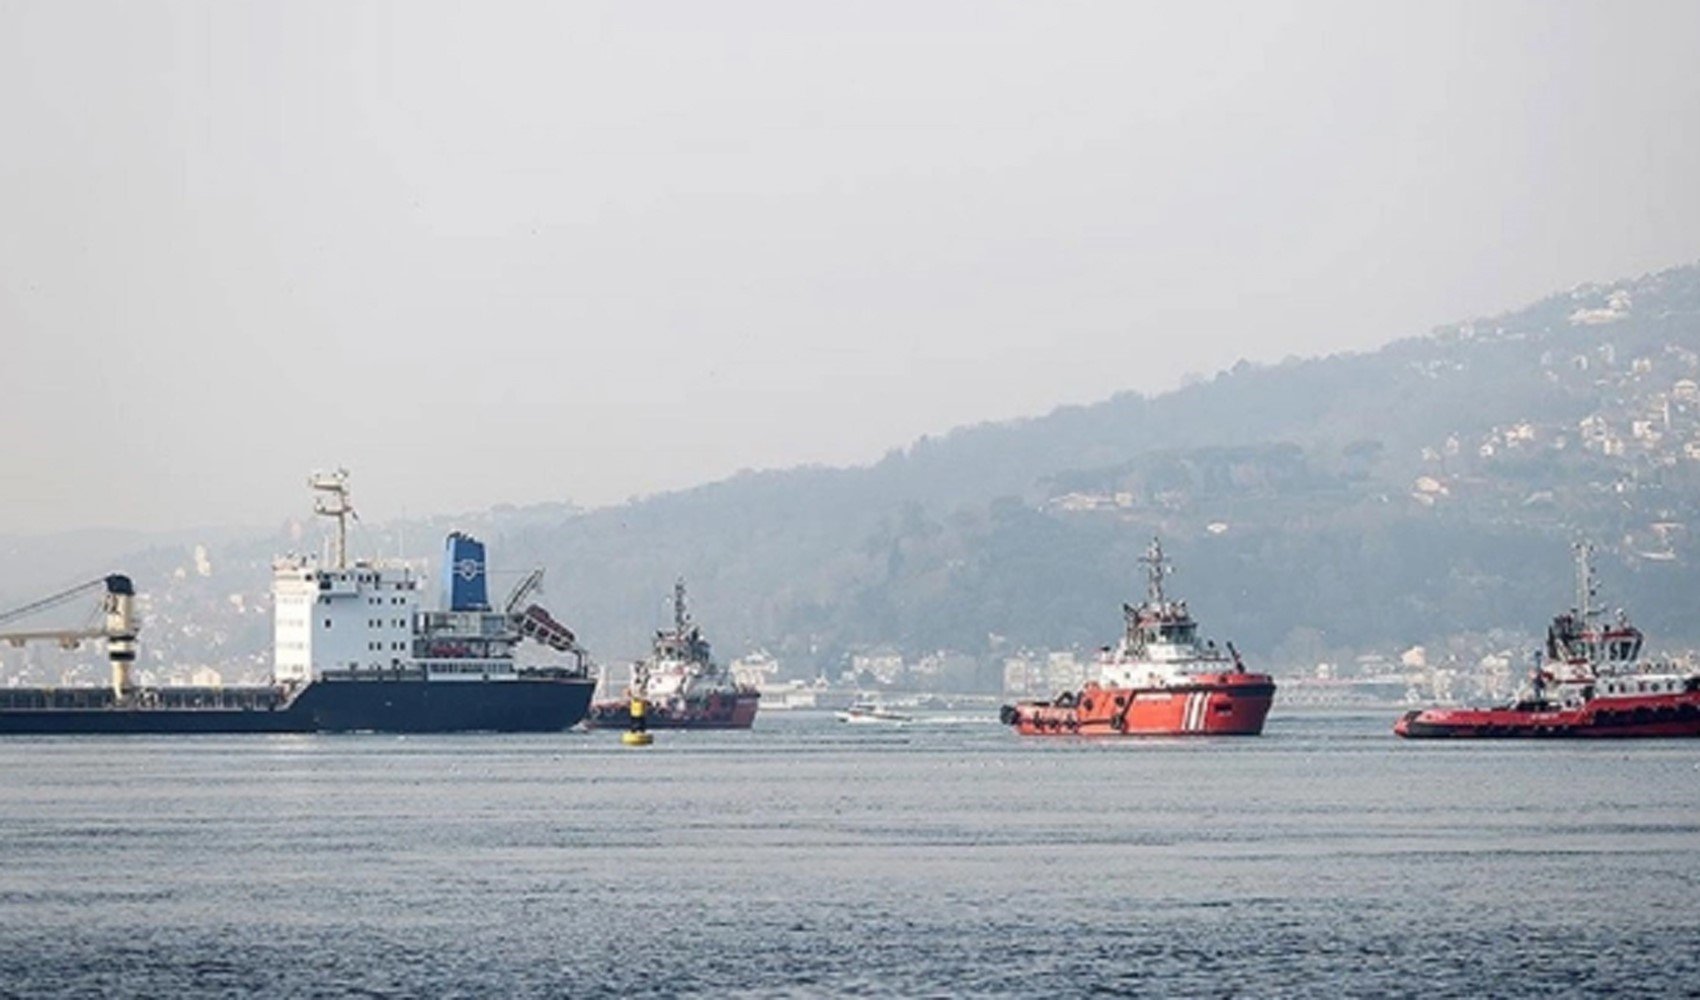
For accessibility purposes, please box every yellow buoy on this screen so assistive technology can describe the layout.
[622,695,652,746]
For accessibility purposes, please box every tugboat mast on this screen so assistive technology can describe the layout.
[310,469,356,570]
[673,577,690,633]
[1139,537,1171,605]
[1574,540,1598,624]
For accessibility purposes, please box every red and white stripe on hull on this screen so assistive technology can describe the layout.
[1181,690,1211,732]
[1007,673,1276,737]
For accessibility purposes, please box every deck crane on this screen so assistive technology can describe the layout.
[501,568,589,670]
[503,567,546,616]
[0,575,138,700]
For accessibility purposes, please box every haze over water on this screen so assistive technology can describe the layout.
[3,711,1697,997]
[7,2,1700,533]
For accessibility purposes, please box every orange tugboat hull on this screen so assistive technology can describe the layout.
[1004,673,1275,737]
[1395,690,1700,738]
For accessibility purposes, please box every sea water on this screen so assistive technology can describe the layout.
[1,710,1697,997]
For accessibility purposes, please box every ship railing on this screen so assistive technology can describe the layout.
[319,665,429,682]
[413,659,524,678]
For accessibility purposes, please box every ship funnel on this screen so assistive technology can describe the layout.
[442,533,491,611]
[104,574,137,700]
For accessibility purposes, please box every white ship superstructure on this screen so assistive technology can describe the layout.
[1096,538,1240,690]
[272,559,420,682]
[273,470,585,685]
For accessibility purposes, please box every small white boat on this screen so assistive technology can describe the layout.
[835,701,912,724]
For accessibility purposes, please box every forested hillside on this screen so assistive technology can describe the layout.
[8,264,1700,683]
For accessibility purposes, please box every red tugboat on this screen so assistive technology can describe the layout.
[1397,543,1700,739]
[586,579,760,730]
[1000,538,1275,737]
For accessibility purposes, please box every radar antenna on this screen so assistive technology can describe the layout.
[310,469,357,570]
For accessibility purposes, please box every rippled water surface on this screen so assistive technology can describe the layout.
[3,710,1699,997]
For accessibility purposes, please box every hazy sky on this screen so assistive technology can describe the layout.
[3,1,1698,533]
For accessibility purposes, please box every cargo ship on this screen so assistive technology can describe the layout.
[586,578,759,730]
[1396,543,1700,739]
[1000,538,1275,736]
[0,472,595,734]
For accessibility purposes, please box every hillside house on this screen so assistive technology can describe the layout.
[1579,414,1611,447]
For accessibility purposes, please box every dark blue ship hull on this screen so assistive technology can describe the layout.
[0,672,595,734]
[292,672,595,733]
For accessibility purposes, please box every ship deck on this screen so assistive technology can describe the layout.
[0,685,290,713]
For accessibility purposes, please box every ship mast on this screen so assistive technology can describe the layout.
[1139,537,1171,605]
[1573,540,1598,624]
[673,577,690,633]
[310,469,356,570]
